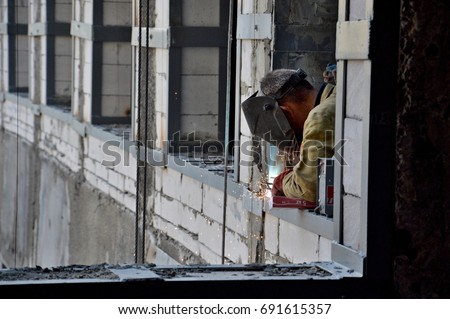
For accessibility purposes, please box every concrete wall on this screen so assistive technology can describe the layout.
[273,0,337,88]
[0,97,137,268]
[395,0,450,298]
[0,128,135,268]
[0,133,36,267]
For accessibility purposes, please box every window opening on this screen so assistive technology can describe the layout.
[92,0,132,124]
[234,0,340,266]
[46,1,72,108]
[28,1,72,109]
[3,0,29,94]
[168,0,234,156]
[168,0,236,176]
[71,0,132,125]
[264,1,338,213]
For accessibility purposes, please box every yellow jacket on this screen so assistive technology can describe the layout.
[282,84,336,201]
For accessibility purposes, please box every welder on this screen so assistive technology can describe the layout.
[242,66,336,203]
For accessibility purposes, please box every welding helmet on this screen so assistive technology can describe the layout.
[241,68,307,148]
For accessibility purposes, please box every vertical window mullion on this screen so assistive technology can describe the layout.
[168,0,231,153]
[168,46,182,145]
[168,1,183,147]
[46,1,56,104]
[91,0,104,123]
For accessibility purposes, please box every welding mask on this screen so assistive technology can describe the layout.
[241,69,307,148]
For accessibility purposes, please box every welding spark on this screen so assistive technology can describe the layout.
[254,173,272,200]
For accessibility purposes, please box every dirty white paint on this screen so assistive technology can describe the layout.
[36,161,71,268]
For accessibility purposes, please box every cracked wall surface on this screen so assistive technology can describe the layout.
[395,0,450,298]
[0,128,136,268]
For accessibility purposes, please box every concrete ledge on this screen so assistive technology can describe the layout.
[0,262,388,299]
[0,262,357,284]
[85,124,124,143]
[166,155,243,199]
[40,104,72,123]
[268,208,334,240]
[4,93,40,115]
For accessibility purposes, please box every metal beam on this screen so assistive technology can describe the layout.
[92,25,132,42]
[168,47,182,143]
[46,1,55,105]
[131,27,169,48]
[0,23,27,35]
[91,40,104,120]
[28,22,71,36]
[91,116,131,125]
[236,13,272,40]
[331,242,365,275]
[364,0,400,281]
[46,35,56,104]
[70,21,131,42]
[70,21,93,40]
[336,20,371,60]
[170,27,228,47]
[333,61,346,244]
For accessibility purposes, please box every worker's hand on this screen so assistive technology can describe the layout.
[271,168,293,197]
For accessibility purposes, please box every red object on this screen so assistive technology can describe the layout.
[271,168,293,196]
[327,185,334,205]
[272,196,316,209]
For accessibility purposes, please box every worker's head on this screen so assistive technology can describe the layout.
[260,69,316,135]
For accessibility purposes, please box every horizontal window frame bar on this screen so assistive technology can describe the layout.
[131,27,169,48]
[91,116,131,125]
[170,26,228,47]
[28,22,71,36]
[0,23,28,35]
[70,21,131,42]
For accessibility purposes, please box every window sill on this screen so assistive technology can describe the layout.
[268,207,334,240]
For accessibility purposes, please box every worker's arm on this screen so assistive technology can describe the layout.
[281,97,335,201]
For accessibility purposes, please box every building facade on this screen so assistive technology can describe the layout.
[3,0,448,298]
[0,0,382,270]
